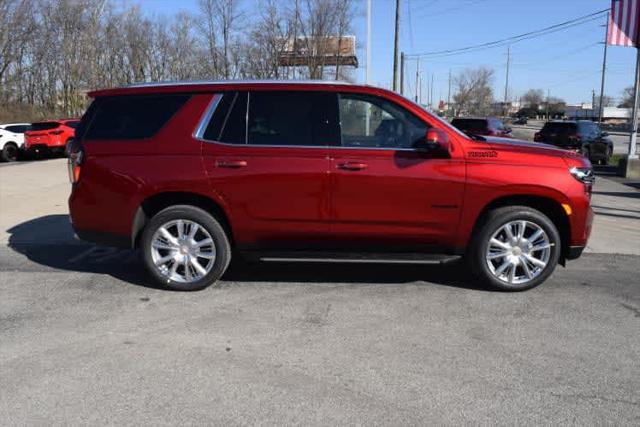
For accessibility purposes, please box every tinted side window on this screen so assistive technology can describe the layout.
[247,91,337,146]
[85,95,190,140]
[339,93,428,149]
[220,92,247,144]
[5,125,28,133]
[203,92,234,141]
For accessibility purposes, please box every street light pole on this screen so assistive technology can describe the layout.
[366,0,371,85]
[598,11,610,123]
[392,0,400,91]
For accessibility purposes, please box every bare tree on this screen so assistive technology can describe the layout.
[521,89,544,110]
[0,0,357,122]
[619,87,634,108]
[453,67,494,116]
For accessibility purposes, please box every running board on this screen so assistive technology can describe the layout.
[256,252,462,265]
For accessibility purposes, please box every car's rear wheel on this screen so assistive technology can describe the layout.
[468,206,561,291]
[141,205,231,291]
[1,142,19,162]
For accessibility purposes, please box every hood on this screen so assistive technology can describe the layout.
[484,136,571,156]
[481,136,590,168]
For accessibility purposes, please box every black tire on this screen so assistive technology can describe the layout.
[1,142,19,162]
[140,205,231,291]
[467,206,561,291]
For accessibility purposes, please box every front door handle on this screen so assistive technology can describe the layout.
[216,159,247,168]
[337,161,368,171]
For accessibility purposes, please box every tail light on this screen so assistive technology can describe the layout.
[534,132,541,141]
[67,147,83,184]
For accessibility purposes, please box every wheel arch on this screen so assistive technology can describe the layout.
[132,191,234,249]
[471,194,571,265]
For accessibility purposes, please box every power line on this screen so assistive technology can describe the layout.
[406,9,608,58]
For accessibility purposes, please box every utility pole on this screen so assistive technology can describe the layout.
[392,0,400,91]
[400,52,405,95]
[598,11,609,123]
[504,45,510,116]
[415,58,420,103]
[546,89,550,120]
[629,49,640,161]
[447,69,452,116]
[365,0,371,84]
[430,74,434,109]
[592,89,596,117]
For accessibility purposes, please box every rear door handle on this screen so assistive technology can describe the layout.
[337,161,368,171]
[216,159,247,168]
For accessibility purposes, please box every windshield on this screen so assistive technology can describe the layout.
[541,122,576,134]
[401,96,470,139]
[31,122,60,131]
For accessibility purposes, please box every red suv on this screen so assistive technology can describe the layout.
[68,81,594,291]
[24,119,79,156]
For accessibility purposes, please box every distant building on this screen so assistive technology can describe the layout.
[564,105,630,124]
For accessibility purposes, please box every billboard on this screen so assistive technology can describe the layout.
[277,36,358,67]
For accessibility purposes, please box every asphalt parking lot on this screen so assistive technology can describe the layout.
[1,159,639,424]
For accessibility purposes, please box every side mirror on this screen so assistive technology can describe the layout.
[415,128,450,152]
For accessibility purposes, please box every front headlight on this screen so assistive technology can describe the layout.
[569,167,595,184]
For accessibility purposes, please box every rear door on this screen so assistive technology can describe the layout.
[200,90,338,249]
[327,92,465,250]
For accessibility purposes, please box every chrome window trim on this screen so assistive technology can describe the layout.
[193,94,222,140]
[127,79,353,89]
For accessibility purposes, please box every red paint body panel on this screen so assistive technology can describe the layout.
[69,82,593,257]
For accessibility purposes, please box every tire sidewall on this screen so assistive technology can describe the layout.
[2,143,18,162]
[471,207,561,291]
[141,205,231,291]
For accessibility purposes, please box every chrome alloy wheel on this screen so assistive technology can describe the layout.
[485,220,552,285]
[150,219,216,283]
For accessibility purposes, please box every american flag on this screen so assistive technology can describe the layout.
[608,0,640,47]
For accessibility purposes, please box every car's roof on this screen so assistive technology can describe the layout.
[88,79,368,98]
[451,117,490,121]
[0,123,30,127]
[545,120,578,125]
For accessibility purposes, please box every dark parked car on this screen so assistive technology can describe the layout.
[534,120,613,165]
[513,116,528,125]
[451,117,512,138]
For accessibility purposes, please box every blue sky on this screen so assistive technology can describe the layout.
[135,0,635,106]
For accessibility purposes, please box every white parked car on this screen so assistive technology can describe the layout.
[0,123,31,162]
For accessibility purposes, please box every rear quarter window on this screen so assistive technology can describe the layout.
[84,95,190,140]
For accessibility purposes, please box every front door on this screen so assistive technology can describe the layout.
[327,92,465,250]
[201,90,339,249]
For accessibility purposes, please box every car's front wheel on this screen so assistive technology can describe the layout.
[468,206,561,291]
[141,205,231,291]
